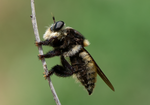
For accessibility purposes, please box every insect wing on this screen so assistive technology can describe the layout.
[83,48,115,91]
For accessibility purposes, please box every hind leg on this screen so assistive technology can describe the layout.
[45,55,75,78]
[60,55,75,73]
[46,65,74,78]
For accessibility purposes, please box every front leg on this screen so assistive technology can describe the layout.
[35,37,58,46]
[39,49,61,59]
[35,40,50,46]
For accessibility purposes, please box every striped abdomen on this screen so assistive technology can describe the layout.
[70,50,97,95]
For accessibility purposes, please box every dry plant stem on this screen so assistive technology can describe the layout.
[30,0,61,105]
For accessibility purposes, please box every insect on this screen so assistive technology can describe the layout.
[36,17,115,95]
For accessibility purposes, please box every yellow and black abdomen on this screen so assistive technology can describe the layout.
[70,50,97,95]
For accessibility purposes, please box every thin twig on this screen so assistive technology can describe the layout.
[30,0,61,105]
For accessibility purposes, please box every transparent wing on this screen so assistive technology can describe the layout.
[83,48,115,91]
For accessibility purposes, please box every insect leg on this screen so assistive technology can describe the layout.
[35,37,58,46]
[46,65,73,77]
[45,55,75,78]
[38,49,61,59]
[60,55,75,73]
[35,40,50,46]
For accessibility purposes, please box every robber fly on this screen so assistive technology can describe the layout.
[36,17,114,95]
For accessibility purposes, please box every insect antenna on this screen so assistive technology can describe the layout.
[51,12,55,23]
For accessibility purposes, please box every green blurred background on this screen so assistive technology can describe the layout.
[0,0,150,105]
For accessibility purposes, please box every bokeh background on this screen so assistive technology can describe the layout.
[0,0,150,105]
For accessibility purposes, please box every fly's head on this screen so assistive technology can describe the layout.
[43,18,66,40]
[50,21,64,32]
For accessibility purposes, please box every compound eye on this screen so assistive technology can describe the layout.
[51,21,64,32]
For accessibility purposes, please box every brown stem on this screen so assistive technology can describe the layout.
[30,0,61,105]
